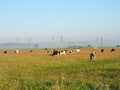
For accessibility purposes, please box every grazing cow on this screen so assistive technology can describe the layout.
[60,50,66,55]
[69,50,74,54]
[29,50,33,53]
[14,49,19,53]
[47,50,50,53]
[101,49,104,52]
[51,50,60,56]
[111,48,115,52]
[4,51,7,54]
[65,50,68,52]
[76,48,80,52]
[90,52,96,60]
[44,48,48,50]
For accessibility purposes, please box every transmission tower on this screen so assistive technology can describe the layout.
[29,37,32,49]
[16,37,19,49]
[95,36,98,49]
[60,35,64,48]
[100,36,103,47]
[27,36,32,49]
[51,36,54,49]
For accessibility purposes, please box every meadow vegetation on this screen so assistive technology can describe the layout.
[0,48,120,90]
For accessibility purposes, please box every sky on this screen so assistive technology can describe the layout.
[0,0,120,46]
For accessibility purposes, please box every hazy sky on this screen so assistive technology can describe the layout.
[0,0,120,45]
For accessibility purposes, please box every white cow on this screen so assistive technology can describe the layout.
[60,50,66,55]
[76,49,80,52]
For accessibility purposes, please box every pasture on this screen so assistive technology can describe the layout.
[0,48,120,90]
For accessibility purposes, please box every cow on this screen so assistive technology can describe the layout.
[101,49,104,52]
[51,50,60,56]
[90,52,96,60]
[14,49,19,53]
[111,48,115,52]
[44,48,48,50]
[29,50,33,53]
[4,51,7,54]
[47,50,50,53]
[76,48,80,52]
[60,50,66,55]
[69,50,74,54]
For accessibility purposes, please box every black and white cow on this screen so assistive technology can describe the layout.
[29,50,33,53]
[90,52,96,60]
[51,49,67,56]
[60,50,66,55]
[14,49,19,53]
[69,50,74,54]
[51,50,60,56]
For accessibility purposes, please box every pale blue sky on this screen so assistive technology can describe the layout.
[0,0,120,45]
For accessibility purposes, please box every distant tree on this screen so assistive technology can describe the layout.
[34,44,39,49]
[87,44,92,47]
[116,45,120,47]
[78,46,83,48]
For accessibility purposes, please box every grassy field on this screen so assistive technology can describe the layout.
[0,48,120,90]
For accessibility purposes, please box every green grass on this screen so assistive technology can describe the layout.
[0,50,120,90]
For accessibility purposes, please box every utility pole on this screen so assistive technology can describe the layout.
[29,37,32,49]
[51,36,54,49]
[95,36,98,49]
[16,37,19,49]
[100,36,103,47]
[27,36,32,49]
[60,35,64,48]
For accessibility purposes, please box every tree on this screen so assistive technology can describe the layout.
[116,45,120,47]
[34,44,39,49]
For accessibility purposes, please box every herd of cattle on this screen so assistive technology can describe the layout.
[2,48,80,55]
[1,48,116,60]
[101,48,115,52]
[3,49,33,54]
[50,48,80,56]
